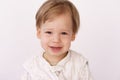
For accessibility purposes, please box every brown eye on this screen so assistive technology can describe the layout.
[61,32,68,35]
[45,31,52,34]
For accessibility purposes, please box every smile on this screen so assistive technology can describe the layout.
[50,46,62,53]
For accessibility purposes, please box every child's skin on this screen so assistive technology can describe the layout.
[21,1,93,80]
[36,12,75,66]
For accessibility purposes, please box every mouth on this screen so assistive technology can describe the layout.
[49,46,62,53]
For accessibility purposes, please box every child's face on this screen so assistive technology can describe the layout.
[37,13,75,57]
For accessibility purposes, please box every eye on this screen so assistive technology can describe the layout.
[45,31,52,34]
[61,32,68,35]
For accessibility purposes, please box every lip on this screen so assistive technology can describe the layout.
[49,46,62,53]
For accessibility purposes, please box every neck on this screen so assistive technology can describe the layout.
[43,52,68,66]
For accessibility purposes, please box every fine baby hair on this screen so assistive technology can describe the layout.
[35,0,80,34]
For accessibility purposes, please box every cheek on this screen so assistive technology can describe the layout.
[40,39,48,50]
[62,35,73,41]
[40,33,49,40]
[40,36,49,45]
[62,38,72,45]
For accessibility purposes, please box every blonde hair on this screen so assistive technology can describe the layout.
[35,0,80,34]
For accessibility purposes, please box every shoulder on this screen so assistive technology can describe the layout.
[22,55,43,73]
[69,50,88,67]
[22,54,53,79]
[70,50,88,62]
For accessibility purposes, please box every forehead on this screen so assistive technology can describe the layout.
[41,13,73,31]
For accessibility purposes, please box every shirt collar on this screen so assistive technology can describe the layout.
[39,50,71,71]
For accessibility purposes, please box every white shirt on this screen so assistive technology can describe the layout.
[21,50,93,80]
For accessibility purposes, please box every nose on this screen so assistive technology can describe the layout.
[52,34,61,43]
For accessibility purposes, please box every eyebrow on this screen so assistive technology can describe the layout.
[44,29,71,32]
[42,27,53,30]
[42,26,72,32]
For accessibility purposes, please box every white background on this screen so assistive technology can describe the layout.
[0,0,120,80]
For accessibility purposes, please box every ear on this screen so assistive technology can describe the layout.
[71,34,76,41]
[36,28,41,39]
